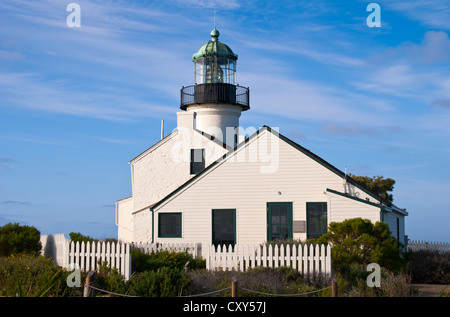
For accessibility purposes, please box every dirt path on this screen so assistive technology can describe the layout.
[411,284,449,297]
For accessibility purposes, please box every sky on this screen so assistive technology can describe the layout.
[0,0,449,241]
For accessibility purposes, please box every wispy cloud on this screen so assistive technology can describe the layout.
[431,99,450,110]
[1,200,30,205]
[383,0,450,30]
[320,123,380,136]
[0,158,18,169]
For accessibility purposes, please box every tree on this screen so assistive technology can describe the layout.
[0,223,42,256]
[313,218,405,272]
[349,174,395,203]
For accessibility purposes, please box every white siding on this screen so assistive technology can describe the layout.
[326,191,380,224]
[152,129,384,246]
[384,210,406,244]
[131,129,227,212]
[117,197,134,243]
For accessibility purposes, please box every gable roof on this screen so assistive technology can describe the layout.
[137,125,395,214]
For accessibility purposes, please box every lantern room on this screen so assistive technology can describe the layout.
[193,28,237,85]
[180,28,249,111]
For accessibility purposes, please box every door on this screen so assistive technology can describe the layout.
[267,202,293,242]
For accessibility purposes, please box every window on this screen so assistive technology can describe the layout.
[306,202,327,239]
[212,209,236,248]
[190,149,205,175]
[158,213,182,238]
[267,202,293,242]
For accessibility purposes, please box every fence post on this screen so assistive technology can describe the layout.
[331,277,338,297]
[232,279,238,297]
[83,271,97,297]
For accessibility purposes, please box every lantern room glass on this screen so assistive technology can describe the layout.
[194,56,236,85]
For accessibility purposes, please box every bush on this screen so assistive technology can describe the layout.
[407,250,450,284]
[69,232,94,244]
[313,218,406,273]
[69,232,117,245]
[131,248,205,273]
[126,267,190,297]
[0,253,84,297]
[185,267,331,297]
[0,223,42,257]
[344,266,413,297]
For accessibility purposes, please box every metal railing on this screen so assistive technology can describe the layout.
[180,83,249,110]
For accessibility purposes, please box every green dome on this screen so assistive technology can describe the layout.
[192,28,238,61]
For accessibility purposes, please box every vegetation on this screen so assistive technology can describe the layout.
[312,218,406,273]
[349,174,395,203]
[407,249,450,284]
[0,224,447,297]
[69,232,117,244]
[0,223,42,257]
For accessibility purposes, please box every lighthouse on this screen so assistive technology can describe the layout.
[180,28,250,147]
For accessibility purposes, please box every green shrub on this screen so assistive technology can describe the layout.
[0,253,84,297]
[0,223,42,257]
[69,232,94,244]
[131,248,205,273]
[313,218,406,273]
[126,267,190,297]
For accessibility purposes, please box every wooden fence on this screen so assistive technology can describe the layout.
[40,236,332,281]
[67,240,131,281]
[206,244,332,276]
[407,240,450,253]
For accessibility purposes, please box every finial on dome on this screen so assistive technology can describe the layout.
[211,28,219,42]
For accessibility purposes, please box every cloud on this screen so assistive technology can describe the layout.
[1,200,30,205]
[320,123,380,136]
[0,158,18,169]
[430,99,450,110]
[384,0,450,30]
[370,31,450,65]
[172,0,241,9]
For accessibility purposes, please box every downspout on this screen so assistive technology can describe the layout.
[150,207,154,243]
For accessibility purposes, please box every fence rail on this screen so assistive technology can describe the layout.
[206,244,332,276]
[407,240,450,253]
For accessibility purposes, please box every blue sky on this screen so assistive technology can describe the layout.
[1,0,449,241]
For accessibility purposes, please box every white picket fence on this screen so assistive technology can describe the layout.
[67,240,131,281]
[407,240,450,253]
[41,235,332,280]
[206,243,332,276]
[40,235,131,280]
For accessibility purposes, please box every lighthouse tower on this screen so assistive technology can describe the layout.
[180,28,250,147]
